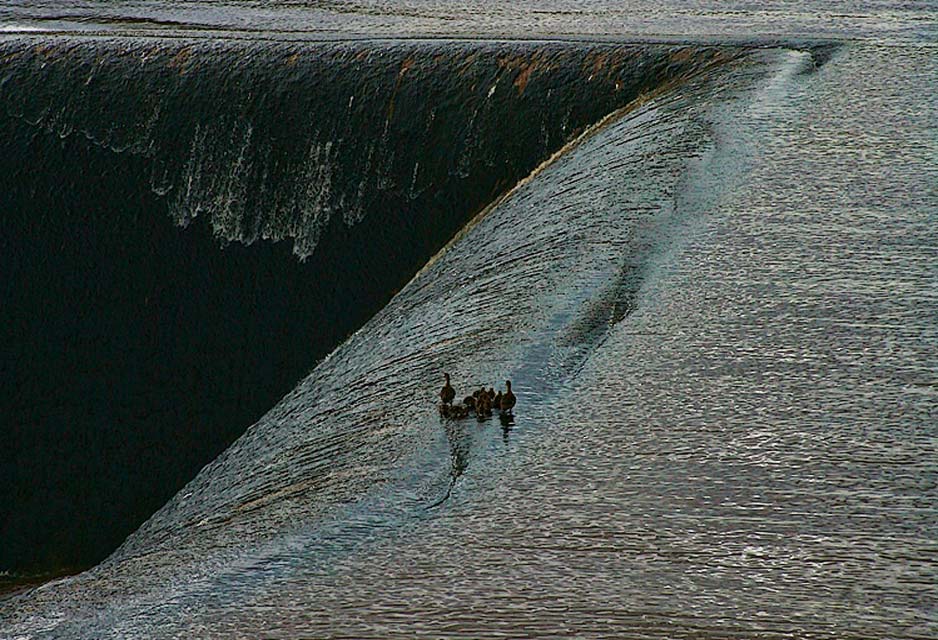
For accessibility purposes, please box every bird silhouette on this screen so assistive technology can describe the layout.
[440,373,456,406]
[500,380,516,414]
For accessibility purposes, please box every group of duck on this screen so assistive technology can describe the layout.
[439,373,516,420]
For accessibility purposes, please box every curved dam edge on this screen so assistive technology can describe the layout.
[0,35,750,577]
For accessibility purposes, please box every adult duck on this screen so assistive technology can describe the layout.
[500,380,516,414]
[440,373,456,406]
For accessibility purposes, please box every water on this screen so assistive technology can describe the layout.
[1,37,720,574]
[2,2,937,638]
[1,1,935,45]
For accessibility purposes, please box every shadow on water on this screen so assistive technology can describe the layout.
[499,412,515,445]
[427,419,472,509]
[427,407,516,508]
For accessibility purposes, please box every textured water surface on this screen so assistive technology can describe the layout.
[1,1,936,638]
[1,0,936,44]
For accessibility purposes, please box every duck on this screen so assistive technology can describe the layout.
[477,386,493,416]
[500,380,516,414]
[440,373,456,406]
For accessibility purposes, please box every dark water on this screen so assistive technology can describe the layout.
[2,1,936,638]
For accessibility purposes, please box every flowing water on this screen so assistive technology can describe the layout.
[1,2,936,638]
[0,34,732,575]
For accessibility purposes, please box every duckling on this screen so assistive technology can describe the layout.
[440,373,456,406]
[500,380,516,414]
[451,403,469,419]
[487,387,496,403]
[477,386,492,417]
[463,395,477,412]
[493,390,503,409]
